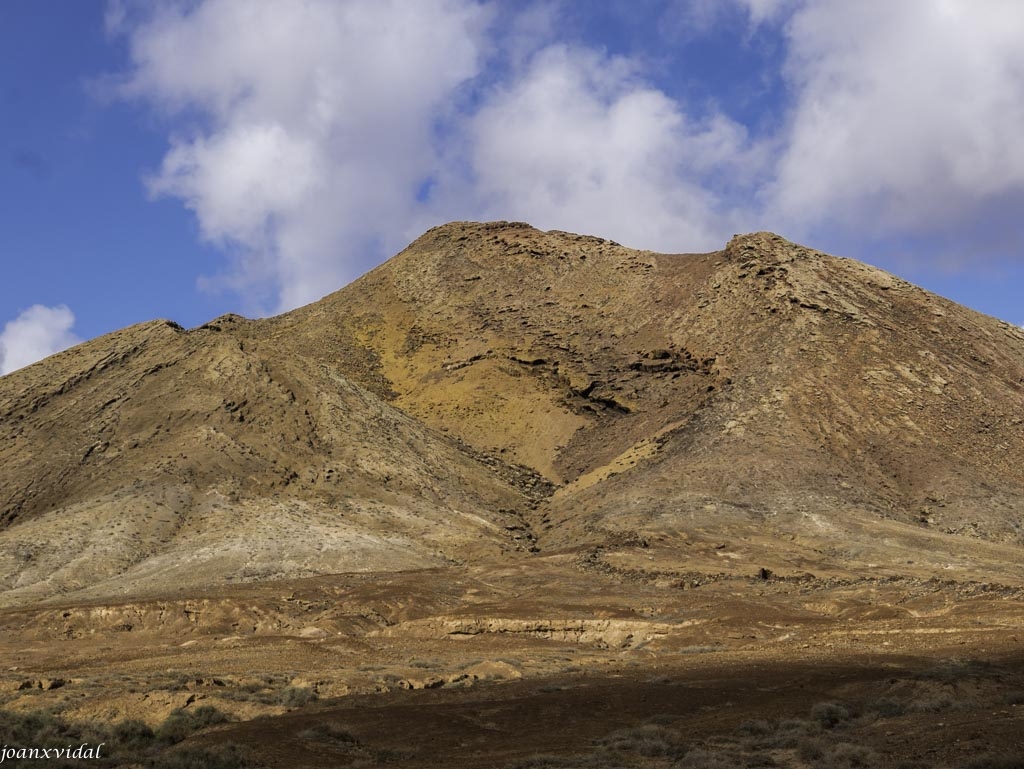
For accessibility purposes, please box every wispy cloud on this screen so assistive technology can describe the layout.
[0,305,81,376]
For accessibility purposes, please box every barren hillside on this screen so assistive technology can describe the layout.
[2,222,1023,606]
[0,312,536,606]
[2,223,1023,768]
[276,222,1024,581]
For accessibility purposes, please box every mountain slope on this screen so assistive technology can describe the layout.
[1,222,1022,605]
[0,313,537,606]
[270,222,1024,582]
[276,223,1024,534]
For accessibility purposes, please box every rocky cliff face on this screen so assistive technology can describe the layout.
[2,222,1022,605]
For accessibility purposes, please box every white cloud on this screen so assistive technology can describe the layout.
[113,0,1024,317]
[119,0,491,312]
[0,305,81,376]
[115,0,773,312]
[755,0,1024,239]
[152,123,320,249]
[431,44,761,251]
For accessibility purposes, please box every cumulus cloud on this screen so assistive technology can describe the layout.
[430,44,761,251]
[748,0,1024,244]
[0,305,81,376]
[117,0,490,311]
[112,0,1024,315]
[113,0,770,312]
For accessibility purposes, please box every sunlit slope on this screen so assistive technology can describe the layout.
[0,313,533,605]
[2,222,1023,604]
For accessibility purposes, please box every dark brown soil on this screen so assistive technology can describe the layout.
[200,648,1024,769]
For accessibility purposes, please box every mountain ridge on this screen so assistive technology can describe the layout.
[1,222,1022,607]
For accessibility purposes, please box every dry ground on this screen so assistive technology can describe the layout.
[2,561,1022,767]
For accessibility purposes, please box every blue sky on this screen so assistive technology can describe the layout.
[2,0,1023,375]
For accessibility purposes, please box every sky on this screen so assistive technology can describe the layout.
[2,0,1023,375]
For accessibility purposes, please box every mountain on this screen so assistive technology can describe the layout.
[2,222,1023,608]
[3,223,1024,768]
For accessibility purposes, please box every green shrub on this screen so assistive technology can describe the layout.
[827,742,880,768]
[797,736,827,761]
[962,757,1024,769]
[599,723,684,758]
[0,709,64,744]
[866,697,906,717]
[761,717,815,749]
[676,747,738,769]
[508,756,581,769]
[917,659,993,684]
[372,746,419,762]
[908,695,953,713]
[736,718,773,736]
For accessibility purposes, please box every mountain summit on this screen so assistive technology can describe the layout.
[2,222,1023,605]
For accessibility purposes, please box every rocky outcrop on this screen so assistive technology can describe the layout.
[372,616,688,649]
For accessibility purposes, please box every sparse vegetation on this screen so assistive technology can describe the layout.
[963,757,1024,769]
[1004,690,1024,705]
[735,718,772,737]
[598,724,685,758]
[212,674,319,708]
[277,685,318,708]
[148,743,250,769]
[2,223,1023,768]
[155,705,229,744]
[0,707,255,768]
[111,718,156,750]
[907,693,955,712]
[677,645,722,655]
[864,696,906,717]
[810,701,853,728]
[298,721,358,746]
[676,748,737,769]
[496,668,1024,769]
